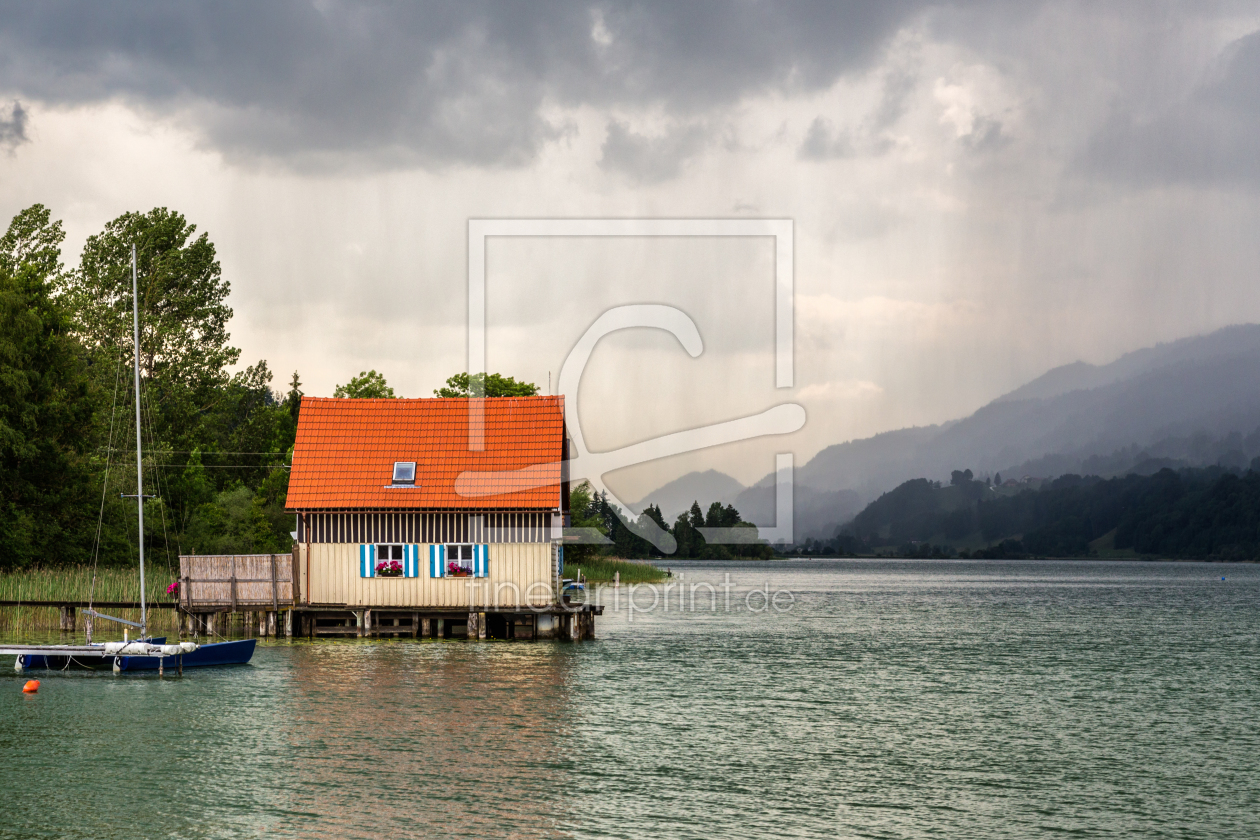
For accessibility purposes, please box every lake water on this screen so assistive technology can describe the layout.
[2,559,1258,839]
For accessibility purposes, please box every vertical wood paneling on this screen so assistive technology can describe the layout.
[300,511,553,543]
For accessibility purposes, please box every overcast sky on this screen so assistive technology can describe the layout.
[3,1,1260,502]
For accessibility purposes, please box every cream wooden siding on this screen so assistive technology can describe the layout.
[300,542,554,608]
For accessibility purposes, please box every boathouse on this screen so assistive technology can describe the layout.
[178,395,598,640]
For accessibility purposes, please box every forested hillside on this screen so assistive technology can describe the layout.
[820,466,1260,560]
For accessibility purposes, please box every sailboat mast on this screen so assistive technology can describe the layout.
[131,243,146,638]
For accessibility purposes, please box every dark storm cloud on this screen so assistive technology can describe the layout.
[0,100,27,150]
[1082,28,1260,187]
[0,1,932,169]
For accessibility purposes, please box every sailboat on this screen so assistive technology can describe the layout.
[5,245,254,674]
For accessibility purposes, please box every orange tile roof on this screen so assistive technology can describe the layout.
[286,396,565,510]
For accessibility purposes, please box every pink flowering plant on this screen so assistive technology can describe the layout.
[166,581,179,598]
[376,560,403,577]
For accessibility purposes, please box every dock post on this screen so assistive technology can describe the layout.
[363,609,372,638]
[412,612,420,638]
[436,618,444,639]
[205,612,217,636]
[261,612,271,637]
[478,612,487,640]
[284,609,293,638]
[421,617,431,638]
[467,611,479,640]
[59,605,75,632]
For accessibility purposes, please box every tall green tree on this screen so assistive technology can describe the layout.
[0,204,65,281]
[0,206,99,569]
[65,207,239,448]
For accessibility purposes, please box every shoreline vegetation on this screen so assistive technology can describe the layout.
[0,566,179,634]
[565,557,669,584]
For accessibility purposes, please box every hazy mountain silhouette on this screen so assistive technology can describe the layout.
[629,469,745,520]
[634,323,1260,541]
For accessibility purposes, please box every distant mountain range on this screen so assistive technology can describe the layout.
[632,324,1260,540]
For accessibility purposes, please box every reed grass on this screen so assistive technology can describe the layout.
[0,565,177,602]
[565,556,668,583]
[0,566,180,635]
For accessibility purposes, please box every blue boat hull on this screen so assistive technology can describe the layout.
[19,638,256,671]
[117,639,256,670]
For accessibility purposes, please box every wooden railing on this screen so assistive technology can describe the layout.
[178,552,298,611]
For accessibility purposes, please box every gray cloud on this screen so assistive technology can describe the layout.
[798,62,919,160]
[1082,28,1260,187]
[599,119,709,182]
[0,1,935,170]
[798,116,854,160]
[960,115,1007,153]
[0,100,27,150]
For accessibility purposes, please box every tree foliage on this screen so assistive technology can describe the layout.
[0,204,303,570]
[67,208,238,410]
[0,209,98,568]
[334,369,396,398]
[435,372,538,398]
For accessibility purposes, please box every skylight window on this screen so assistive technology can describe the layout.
[392,461,416,485]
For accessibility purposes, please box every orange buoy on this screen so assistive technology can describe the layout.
[22,679,40,693]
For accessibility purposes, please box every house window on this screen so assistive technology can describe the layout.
[376,544,404,577]
[446,544,474,576]
[392,461,416,485]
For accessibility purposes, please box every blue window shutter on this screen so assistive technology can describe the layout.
[429,544,444,578]
[361,544,376,578]
[403,545,414,578]
[558,545,564,575]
